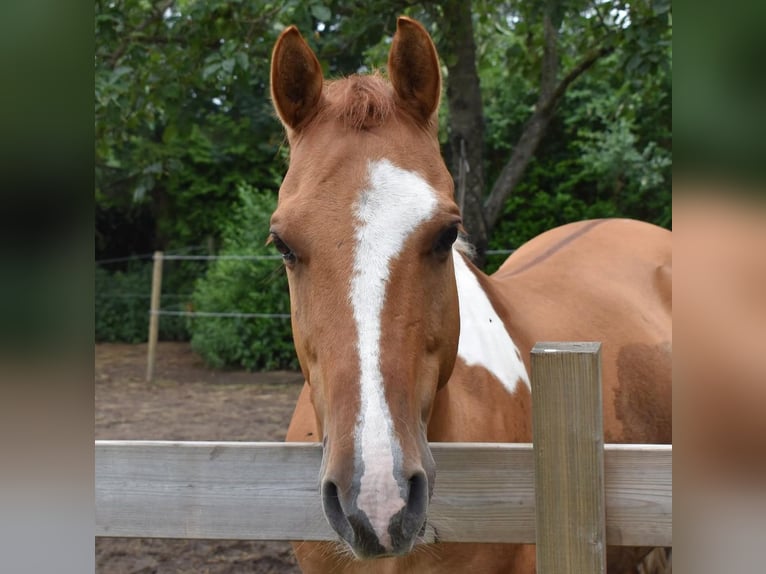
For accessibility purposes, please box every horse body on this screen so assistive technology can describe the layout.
[286,220,670,573]
[272,17,670,573]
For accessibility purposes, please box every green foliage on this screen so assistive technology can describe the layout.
[477,0,671,267]
[95,0,289,248]
[95,264,149,343]
[95,263,188,342]
[488,163,622,274]
[96,0,672,359]
[190,184,297,371]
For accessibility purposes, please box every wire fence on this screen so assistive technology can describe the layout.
[96,249,515,265]
[96,247,518,379]
[152,310,291,319]
[162,254,283,261]
[96,253,155,265]
[96,248,517,323]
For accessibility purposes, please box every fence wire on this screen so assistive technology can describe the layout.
[152,310,290,319]
[97,248,516,321]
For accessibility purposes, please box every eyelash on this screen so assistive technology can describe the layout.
[270,233,296,265]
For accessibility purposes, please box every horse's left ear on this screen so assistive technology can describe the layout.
[388,16,441,124]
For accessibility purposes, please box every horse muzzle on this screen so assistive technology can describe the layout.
[320,467,430,559]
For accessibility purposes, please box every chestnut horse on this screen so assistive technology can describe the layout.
[270,17,671,573]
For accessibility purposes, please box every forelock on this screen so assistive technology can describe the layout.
[319,73,395,130]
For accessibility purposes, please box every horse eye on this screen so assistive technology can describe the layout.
[271,233,296,265]
[433,225,459,255]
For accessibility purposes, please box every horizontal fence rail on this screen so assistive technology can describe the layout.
[96,440,671,547]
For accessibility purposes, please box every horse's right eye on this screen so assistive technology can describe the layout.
[433,224,459,256]
[270,233,296,266]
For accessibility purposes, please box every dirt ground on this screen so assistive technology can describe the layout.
[95,343,671,573]
[95,342,305,574]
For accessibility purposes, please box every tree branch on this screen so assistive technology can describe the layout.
[482,43,613,230]
[541,44,614,116]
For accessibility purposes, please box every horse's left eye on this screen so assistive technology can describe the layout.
[433,225,459,255]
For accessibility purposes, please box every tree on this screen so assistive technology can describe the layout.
[96,0,670,262]
[431,0,672,263]
[96,1,671,363]
[95,0,290,251]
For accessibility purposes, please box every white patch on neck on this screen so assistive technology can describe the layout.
[351,159,438,549]
[453,251,530,392]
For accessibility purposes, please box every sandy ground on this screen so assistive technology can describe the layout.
[95,342,304,574]
[95,342,670,573]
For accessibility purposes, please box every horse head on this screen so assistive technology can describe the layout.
[270,17,461,558]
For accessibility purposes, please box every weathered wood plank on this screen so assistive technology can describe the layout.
[605,444,672,546]
[532,342,606,573]
[96,441,670,545]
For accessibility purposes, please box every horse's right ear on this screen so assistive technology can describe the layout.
[270,26,323,132]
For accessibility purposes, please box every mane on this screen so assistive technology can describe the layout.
[318,72,395,130]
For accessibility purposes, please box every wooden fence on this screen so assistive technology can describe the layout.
[96,343,672,572]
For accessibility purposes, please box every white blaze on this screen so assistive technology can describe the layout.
[453,252,530,392]
[351,159,438,549]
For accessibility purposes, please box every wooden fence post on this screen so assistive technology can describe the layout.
[532,342,606,574]
[145,250,163,382]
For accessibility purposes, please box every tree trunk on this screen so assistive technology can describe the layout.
[437,0,611,266]
[439,0,489,265]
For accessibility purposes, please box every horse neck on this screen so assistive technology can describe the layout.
[427,251,534,443]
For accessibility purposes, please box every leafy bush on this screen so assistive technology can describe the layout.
[190,184,297,371]
[95,262,189,343]
[95,263,149,343]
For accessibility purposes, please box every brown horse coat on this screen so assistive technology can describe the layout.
[272,16,671,573]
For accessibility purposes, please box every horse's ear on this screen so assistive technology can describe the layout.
[388,17,441,124]
[270,26,323,132]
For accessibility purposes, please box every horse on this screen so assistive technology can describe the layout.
[269,16,671,573]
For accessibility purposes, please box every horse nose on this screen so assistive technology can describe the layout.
[320,470,430,558]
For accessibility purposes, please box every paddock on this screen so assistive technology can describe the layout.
[96,343,671,572]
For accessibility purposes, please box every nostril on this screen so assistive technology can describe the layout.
[321,480,343,523]
[321,480,353,542]
[406,471,429,518]
[388,470,430,552]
